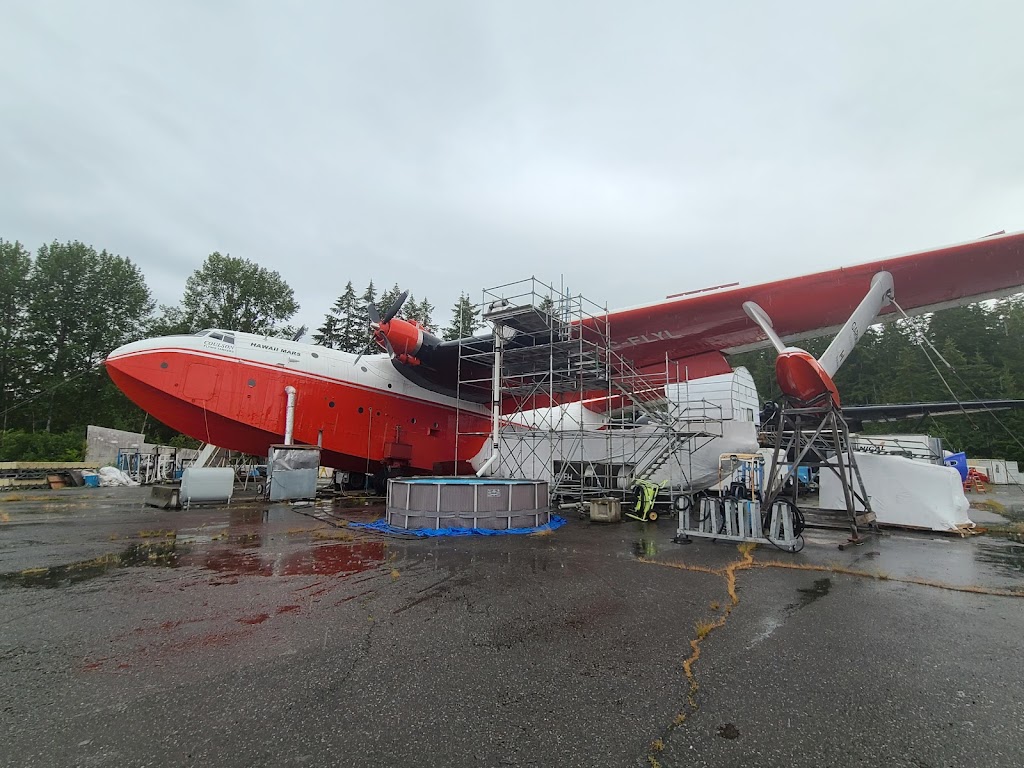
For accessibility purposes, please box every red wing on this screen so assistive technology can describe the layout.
[603,231,1024,371]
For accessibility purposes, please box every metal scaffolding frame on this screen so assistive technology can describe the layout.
[454,278,723,508]
[762,401,878,547]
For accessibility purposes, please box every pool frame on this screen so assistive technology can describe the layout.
[385,477,550,530]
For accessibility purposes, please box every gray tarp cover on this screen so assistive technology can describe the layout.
[270,446,320,471]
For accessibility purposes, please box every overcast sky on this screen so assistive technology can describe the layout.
[2,1,1023,333]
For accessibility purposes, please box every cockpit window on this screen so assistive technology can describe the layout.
[194,329,234,344]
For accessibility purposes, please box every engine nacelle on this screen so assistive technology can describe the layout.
[375,318,441,366]
[775,348,841,407]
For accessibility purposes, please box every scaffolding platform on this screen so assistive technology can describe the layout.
[454,278,724,509]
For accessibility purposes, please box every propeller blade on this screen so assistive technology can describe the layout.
[817,271,893,378]
[367,302,381,325]
[381,290,408,323]
[742,301,787,354]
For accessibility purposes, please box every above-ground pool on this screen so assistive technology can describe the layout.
[386,477,550,530]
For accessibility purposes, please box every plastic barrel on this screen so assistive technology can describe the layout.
[944,452,969,482]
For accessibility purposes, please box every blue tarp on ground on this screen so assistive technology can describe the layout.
[349,515,567,537]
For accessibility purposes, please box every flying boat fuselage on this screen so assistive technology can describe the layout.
[104,330,491,474]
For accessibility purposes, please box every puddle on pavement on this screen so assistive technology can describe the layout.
[0,542,180,588]
[788,577,832,610]
[195,539,386,577]
[975,539,1024,574]
[633,538,658,558]
[1,536,387,588]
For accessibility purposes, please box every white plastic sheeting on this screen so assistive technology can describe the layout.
[97,466,139,487]
[509,402,609,431]
[819,452,972,533]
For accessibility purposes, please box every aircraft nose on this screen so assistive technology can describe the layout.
[106,343,130,366]
[106,338,155,364]
[105,338,166,378]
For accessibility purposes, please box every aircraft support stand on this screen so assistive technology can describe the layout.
[762,402,878,549]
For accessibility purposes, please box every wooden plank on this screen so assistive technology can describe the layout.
[0,462,97,470]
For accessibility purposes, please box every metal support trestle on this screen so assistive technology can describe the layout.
[762,401,878,548]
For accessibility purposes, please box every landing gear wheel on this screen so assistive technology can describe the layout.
[648,511,658,521]
[255,483,265,496]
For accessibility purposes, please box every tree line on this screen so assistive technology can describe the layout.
[3,236,1023,465]
[311,282,483,352]
[0,237,483,458]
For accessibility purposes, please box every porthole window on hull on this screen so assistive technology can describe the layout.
[160,362,169,369]
[247,379,256,387]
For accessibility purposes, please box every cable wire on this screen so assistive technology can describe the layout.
[0,362,103,422]
[891,298,1024,494]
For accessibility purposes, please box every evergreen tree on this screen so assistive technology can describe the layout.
[314,281,364,352]
[407,294,435,331]
[340,282,368,353]
[378,283,406,318]
[361,279,377,317]
[313,311,339,348]
[443,293,482,340]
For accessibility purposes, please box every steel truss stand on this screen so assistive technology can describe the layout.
[763,401,879,549]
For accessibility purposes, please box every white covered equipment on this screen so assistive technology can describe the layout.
[820,451,972,533]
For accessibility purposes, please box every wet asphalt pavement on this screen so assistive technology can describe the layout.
[1,488,1022,767]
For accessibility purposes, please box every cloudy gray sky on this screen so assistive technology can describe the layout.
[3,1,1023,333]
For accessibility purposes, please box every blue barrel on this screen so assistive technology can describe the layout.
[944,452,968,482]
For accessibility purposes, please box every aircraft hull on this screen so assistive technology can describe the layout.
[105,346,490,474]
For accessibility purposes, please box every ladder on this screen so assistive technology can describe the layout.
[190,443,225,469]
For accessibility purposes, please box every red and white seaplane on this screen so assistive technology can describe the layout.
[106,232,1024,488]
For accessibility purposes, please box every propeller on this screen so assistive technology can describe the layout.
[354,290,409,365]
[742,270,894,407]
[381,290,408,323]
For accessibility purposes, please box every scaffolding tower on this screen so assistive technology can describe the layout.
[454,278,723,509]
